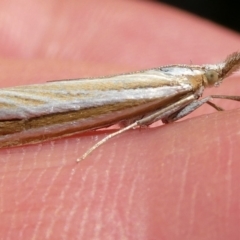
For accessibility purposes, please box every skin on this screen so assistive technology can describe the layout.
[1,0,240,239]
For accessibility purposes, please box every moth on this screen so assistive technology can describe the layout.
[0,52,240,161]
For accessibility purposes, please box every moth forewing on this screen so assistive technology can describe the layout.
[0,68,201,148]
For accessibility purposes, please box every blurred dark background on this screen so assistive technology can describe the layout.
[157,0,240,33]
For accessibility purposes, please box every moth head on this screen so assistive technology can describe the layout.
[204,70,221,87]
[204,52,240,87]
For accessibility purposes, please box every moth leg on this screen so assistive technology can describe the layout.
[78,94,240,162]
[208,95,240,110]
[206,101,224,111]
[162,96,212,123]
[137,95,198,126]
[163,94,240,123]
[77,94,196,162]
[119,87,204,128]
[211,95,240,101]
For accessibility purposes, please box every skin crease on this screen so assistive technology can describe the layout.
[0,0,240,239]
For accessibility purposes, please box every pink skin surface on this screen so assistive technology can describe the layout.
[1,1,240,239]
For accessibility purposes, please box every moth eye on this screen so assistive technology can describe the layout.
[205,70,219,86]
